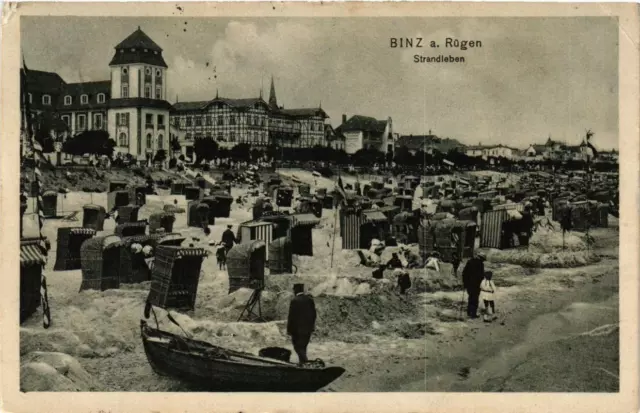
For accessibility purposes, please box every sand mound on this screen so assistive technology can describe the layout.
[529,231,588,253]
[21,352,98,392]
[313,292,417,340]
[487,249,600,268]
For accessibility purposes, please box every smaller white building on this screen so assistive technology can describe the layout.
[337,114,395,155]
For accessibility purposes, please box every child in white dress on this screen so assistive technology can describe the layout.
[480,271,497,322]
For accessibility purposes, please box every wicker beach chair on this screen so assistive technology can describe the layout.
[115,221,147,237]
[54,227,96,271]
[83,204,107,230]
[149,212,176,234]
[108,190,130,213]
[20,238,47,323]
[211,192,233,218]
[79,235,124,292]
[41,191,58,218]
[200,197,218,225]
[147,245,209,311]
[116,204,141,224]
[184,186,203,201]
[227,241,266,294]
[268,236,293,274]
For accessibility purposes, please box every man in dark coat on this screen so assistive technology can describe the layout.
[287,284,317,365]
[221,225,236,254]
[461,252,486,318]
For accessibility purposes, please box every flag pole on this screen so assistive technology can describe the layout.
[330,166,340,268]
[22,57,52,329]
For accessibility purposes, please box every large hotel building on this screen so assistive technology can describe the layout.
[22,27,344,162]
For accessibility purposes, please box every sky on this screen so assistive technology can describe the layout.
[22,16,618,149]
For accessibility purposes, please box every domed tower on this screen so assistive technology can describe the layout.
[108,27,172,161]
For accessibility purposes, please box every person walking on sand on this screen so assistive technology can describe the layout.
[287,284,317,366]
[221,225,236,254]
[480,271,497,322]
[462,252,486,319]
[451,251,461,278]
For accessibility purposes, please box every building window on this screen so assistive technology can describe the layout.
[61,115,70,127]
[157,115,165,128]
[217,134,223,142]
[145,67,151,75]
[195,116,202,127]
[230,115,236,125]
[94,113,103,129]
[64,96,72,105]
[77,114,86,130]
[116,112,129,126]
[249,115,254,125]
[97,93,105,103]
[145,114,153,128]
[156,69,162,77]
[145,85,151,98]
[158,134,164,150]
[186,133,192,140]
[261,118,265,126]
[217,115,223,126]
[80,94,88,104]
[122,85,129,98]
[42,95,51,105]
[155,86,162,99]
[146,133,153,150]
[119,133,128,146]
[206,116,212,126]
[28,93,33,104]
[186,117,192,127]
[230,131,235,142]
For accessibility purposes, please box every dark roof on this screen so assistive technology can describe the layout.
[59,81,110,110]
[337,115,388,134]
[397,135,464,152]
[172,101,210,112]
[528,144,547,153]
[325,124,344,140]
[172,97,270,113]
[110,28,167,67]
[115,28,163,52]
[484,143,519,151]
[25,69,66,94]
[211,97,268,110]
[109,49,168,68]
[280,108,328,119]
[108,98,173,110]
[565,145,583,153]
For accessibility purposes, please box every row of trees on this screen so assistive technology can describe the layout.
[28,114,618,173]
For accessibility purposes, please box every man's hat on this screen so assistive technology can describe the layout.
[227,225,232,229]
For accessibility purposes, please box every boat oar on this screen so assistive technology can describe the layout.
[167,311,194,339]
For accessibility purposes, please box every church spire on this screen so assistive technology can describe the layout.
[269,75,278,109]
[215,89,219,99]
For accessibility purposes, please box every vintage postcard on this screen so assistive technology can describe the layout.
[1,2,638,413]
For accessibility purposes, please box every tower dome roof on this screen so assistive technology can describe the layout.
[110,27,167,68]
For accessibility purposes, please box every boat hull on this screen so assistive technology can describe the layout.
[140,320,345,392]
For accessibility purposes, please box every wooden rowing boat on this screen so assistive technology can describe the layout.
[140,320,345,392]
